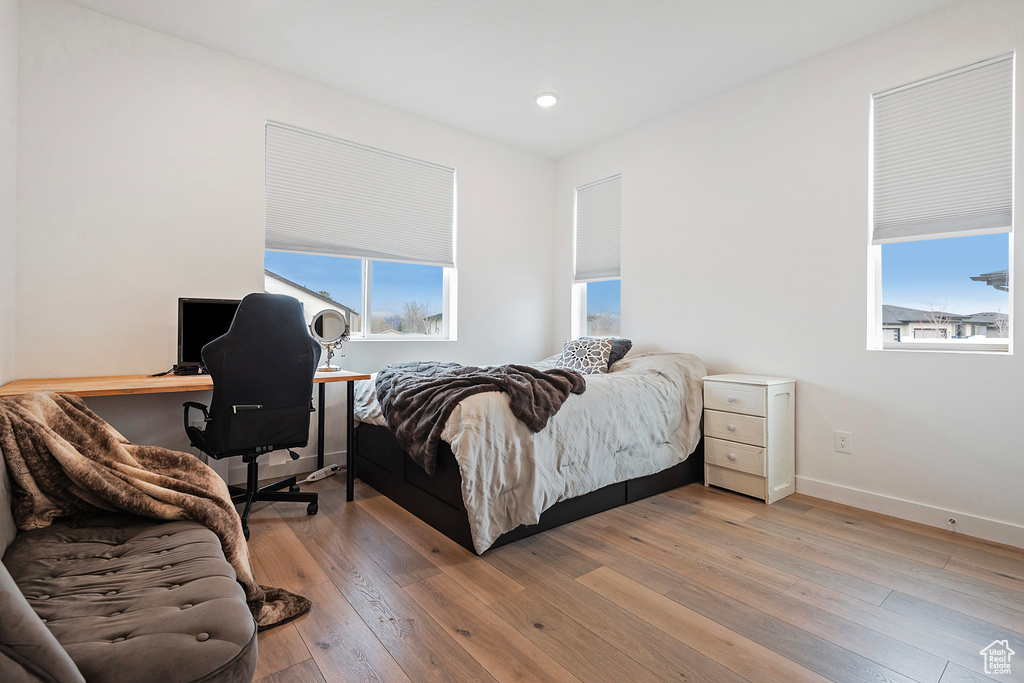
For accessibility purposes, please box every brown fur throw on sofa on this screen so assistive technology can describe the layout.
[0,392,308,630]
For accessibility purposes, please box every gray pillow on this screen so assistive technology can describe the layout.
[557,338,614,375]
[581,337,632,369]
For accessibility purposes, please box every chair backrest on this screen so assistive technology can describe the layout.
[201,293,321,455]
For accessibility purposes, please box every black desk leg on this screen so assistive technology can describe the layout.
[346,381,355,502]
[317,383,326,471]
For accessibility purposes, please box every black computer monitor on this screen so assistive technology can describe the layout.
[177,298,241,371]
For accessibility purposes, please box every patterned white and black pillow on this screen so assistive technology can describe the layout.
[557,338,614,375]
[580,336,632,369]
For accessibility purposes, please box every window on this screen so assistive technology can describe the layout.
[880,234,1009,347]
[263,253,450,337]
[573,175,622,338]
[369,261,445,335]
[264,252,363,332]
[264,122,456,339]
[584,279,621,336]
[870,54,1014,352]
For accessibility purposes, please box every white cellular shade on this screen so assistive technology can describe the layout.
[265,122,456,267]
[872,54,1014,244]
[574,175,621,282]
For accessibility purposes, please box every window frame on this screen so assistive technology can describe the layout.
[868,239,1014,355]
[571,277,622,339]
[867,55,1015,355]
[356,259,456,342]
[264,250,457,342]
[354,255,458,342]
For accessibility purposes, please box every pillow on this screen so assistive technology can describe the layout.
[557,338,614,375]
[581,337,632,369]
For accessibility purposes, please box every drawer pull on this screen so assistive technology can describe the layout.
[726,396,735,403]
[727,424,736,431]
[727,453,736,461]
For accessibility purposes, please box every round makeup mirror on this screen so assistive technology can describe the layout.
[309,309,350,372]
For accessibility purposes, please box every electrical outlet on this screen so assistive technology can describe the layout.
[835,430,852,454]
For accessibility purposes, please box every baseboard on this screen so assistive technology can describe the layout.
[216,450,346,486]
[796,476,1024,550]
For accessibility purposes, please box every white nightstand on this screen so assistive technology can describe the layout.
[702,373,795,504]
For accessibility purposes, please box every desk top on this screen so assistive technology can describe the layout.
[0,370,371,398]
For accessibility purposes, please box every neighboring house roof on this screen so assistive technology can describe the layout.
[264,269,359,316]
[881,305,963,324]
[961,311,1008,325]
[882,305,1006,328]
[426,313,442,322]
[970,269,1009,292]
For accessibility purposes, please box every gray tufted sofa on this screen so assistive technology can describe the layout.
[0,454,258,683]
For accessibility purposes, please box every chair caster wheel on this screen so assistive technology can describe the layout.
[243,526,250,541]
[306,502,318,516]
[290,485,300,493]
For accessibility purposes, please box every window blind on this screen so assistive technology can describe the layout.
[265,122,456,267]
[574,175,621,282]
[872,53,1014,245]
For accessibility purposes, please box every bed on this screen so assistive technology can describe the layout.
[352,352,706,554]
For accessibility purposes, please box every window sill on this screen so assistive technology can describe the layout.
[347,336,455,343]
[877,341,1011,354]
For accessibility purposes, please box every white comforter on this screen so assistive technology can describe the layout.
[354,352,706,553]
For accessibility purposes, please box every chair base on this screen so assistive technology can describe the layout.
[228,458,318,539]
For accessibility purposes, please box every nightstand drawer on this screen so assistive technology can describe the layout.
[706,437,766,476]
[704,382,766,416]
[705,464,766,500]
[704,410,766,446]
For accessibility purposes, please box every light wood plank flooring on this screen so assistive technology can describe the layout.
[248,475,1024,682]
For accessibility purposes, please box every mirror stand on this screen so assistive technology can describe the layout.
[320,341,344,372]
[309,308,351,373]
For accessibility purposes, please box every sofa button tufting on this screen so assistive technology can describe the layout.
[181,604,192,609]
[161,565,172,570]
[106,591,117,596]
[38,595,50,600]
[196,633,210,642]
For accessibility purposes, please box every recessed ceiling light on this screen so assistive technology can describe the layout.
[535,92,558,108]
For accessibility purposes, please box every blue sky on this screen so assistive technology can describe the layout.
[269,240,1006,321]
[264,252,442,317]
[587,279,621,315]
[881,233,1009,314]
[267,250,625,319]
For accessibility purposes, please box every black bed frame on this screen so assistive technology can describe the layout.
[353,422,704,553]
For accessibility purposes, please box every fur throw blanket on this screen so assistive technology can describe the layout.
[0,392,308,630]
[376,361,586,475]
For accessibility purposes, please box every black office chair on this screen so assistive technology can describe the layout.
[184,292,320,539]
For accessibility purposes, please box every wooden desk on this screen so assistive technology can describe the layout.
[0,370,371,501]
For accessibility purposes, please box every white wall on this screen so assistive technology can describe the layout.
[554,0,1024,546]
[0,0,15,386]
[16,0,555,477]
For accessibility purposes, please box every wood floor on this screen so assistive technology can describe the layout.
[247,474,1024,683]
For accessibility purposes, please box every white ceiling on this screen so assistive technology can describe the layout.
[64,0,957,159]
